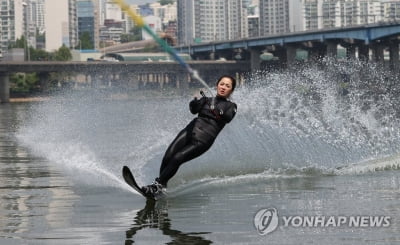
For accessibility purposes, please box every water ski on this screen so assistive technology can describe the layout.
[122,166,165,201]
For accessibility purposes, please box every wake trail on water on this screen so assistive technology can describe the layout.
[17,122,132,193]
[15,58,400,194]
[170,57,400,189]
[15,94,157,194]
[169,154,400,198]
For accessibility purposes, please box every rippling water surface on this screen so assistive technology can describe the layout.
[1,60,400,244]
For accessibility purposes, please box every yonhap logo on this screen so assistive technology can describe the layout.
[254,207,279,235]
[254,207,392,235]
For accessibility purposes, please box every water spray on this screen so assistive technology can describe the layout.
[112,0,215,97]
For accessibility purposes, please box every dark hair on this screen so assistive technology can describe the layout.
[216,75,236,91]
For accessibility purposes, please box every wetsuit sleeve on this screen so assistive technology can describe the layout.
[219,102,237,123]
[189,97,206,114]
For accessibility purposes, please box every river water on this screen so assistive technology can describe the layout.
[1,59,400,244]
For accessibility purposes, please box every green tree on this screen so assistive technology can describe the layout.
[78,32,94,50]
[36,30,45,44]
[8,36,33,60]
[128,26,143,41]
[120,34,136,43]
[10,72,39,93]
[30,48,50,61]
[8,36,27,49]
[54,44,72,61]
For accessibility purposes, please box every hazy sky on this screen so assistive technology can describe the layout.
[126,0,156,4]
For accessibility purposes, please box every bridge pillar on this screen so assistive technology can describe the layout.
[86,74,93,87]
[308,43,326,62]
[358,44,369,61]
[326,41,337,58]
[162,73,169,89]
[129,73,139,89]
[93,73,104,87]
[372,43,384,62]
[119,73,130,88]
[156,73,163,89]
[0,72,10,103]
[176,73,189,94]
[38,72,51,92]
[250,48,262,71]
[346,46,356,59]
[108,73,116,87]
[389,41,399,71]
[286,45,297,67]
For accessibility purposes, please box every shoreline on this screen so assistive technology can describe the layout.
[10,97,51,103]
[8,88,203,103]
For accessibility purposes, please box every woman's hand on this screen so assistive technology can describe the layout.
[189,97,206,114]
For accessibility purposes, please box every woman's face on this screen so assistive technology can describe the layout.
[216,77,233,98]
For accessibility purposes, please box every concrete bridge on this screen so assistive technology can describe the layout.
[0,61,250,103]
[2,23,400,103]
[177,23,400,71]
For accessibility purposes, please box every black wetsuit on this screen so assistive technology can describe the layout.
[158,96,237,186]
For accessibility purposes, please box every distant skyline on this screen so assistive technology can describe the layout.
[126,0,157,4]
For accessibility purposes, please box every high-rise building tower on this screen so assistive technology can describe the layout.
[384,0,400,21]
[69,0,78,50]
[45,0,101,51]
[22,0,37,50]
[0,0,25,53]
[45,0,77,51]
[76,0,100,50]
[177,0,194,45]
[30,0,45,34]
[259,0,289,35]
[302,0,385,31]
[0,0,46,54]
[259,0,303,35]
[303,0,322,30]
[177,0,248,45]
[227,0,249,40]
[102,0,131,33]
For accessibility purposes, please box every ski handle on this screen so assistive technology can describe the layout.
[200,90,216,110]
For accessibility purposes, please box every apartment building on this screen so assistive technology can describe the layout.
[0,0,24,53]
[382,0,400,21]
[302,0,397,31]
[177,0,194,45]
[178,0,248,45]
[31,0,45,33]
[227,0,249,40]
[259,0,290,35]
[150,2,177,26]
[259,0,303,36]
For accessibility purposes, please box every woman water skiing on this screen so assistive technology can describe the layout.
[141,75,237,198]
